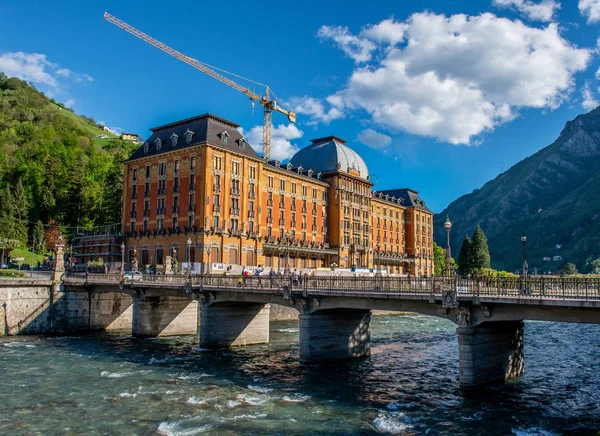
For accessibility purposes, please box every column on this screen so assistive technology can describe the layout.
[457,321,524,388]
[200,302,270,348]
[132,295,198,337]
[299,309,371,362]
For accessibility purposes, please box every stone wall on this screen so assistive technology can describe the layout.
[269,304,298,321]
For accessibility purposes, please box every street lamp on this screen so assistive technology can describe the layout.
[120,242,125,278]
[444,216,452,276]
[376,240,382,276]
[186,237,192,277]
[285,231,291,274]
[521,233,528,277]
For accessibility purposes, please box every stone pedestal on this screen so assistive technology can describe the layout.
[200,303,270,348]
[132,296,197,337]
[299,309,371,362]
[457,321,524,388]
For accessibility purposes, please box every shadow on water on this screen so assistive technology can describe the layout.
[1,316,600,435]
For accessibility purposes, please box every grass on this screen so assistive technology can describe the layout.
[10,246,48,266]
[49,102,118,139]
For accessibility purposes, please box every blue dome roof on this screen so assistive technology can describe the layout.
[289,136,369,179]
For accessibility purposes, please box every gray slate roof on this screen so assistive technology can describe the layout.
[126,113,259,162]
[375,188,431,212]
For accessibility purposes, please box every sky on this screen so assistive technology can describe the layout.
[2,0,600,213]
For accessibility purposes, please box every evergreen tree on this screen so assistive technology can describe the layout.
[470,225,491,271]
[0,186,15,240]
[458,235,473,275]
[31,220,45,254]
[13,179,28,244]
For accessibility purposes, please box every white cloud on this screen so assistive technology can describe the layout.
[98,121,122,136]
[308,12,591,145]
[244,123,303,161]
[579,0,600,23]
[317,26,376,63]
[0,51,94,88]
[290,95,344,124]
[64,98,76,108]
[356,128,392,149]
[493,0,560,22]
[595,67,600,80]
[582,81,599,110]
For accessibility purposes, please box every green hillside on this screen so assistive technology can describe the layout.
[434,107,600,273]
[0,73,137,246]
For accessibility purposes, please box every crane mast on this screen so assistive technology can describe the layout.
[104,12,295,160]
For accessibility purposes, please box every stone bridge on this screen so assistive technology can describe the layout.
[61,273,600,388]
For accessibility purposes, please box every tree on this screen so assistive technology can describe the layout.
[31,220,45,254]
[44,219,60,252]
[470,225,491,270]
[591,258,600,274]
[434,242,457,275]
[561,262,577,276]
[458,235,473,276]
[13,178,28,244]
[0,186,15,241]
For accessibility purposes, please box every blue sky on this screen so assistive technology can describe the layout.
[2,0,600,213]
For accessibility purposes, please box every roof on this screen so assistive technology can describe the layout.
[126,113,258,162]
[263,160,329,186]
[289,136,369,179]
[375,188,431,212]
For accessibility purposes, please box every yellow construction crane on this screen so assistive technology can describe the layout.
[104,12,296,160]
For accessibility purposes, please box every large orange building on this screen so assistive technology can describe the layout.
[122,113,434,275]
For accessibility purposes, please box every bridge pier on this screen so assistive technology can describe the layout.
[299,309,371,362]
[199,302,270,348]
[457,321,524,388]
[132,296,198,337]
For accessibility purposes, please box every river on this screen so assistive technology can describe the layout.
[1,315,599,435]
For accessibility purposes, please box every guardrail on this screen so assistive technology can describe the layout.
[62,273,600,301]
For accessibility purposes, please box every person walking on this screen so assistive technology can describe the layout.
[255,265,263,287]
[269,268,276,288]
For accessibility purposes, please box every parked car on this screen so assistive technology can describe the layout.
[21,264,30,271]
[123,271,143,281]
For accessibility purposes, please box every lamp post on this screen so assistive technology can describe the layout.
[285,231,290,274]
[120,242,125,278]
[376,240,382,276]
[186,237,192,277]
[444,216,452,276]
[521,233,528,277]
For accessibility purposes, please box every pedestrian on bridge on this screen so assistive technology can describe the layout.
[255,266,263,287]
[269,268,276,287]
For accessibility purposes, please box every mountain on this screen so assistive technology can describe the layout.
[0,73,138,235]
[434,107,600,273]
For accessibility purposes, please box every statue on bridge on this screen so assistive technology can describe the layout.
[54,235,65,272]
[131,248,139,272]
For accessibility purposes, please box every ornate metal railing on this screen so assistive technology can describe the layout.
[62,273,600,301]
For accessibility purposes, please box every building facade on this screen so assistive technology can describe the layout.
[122,113,434,275]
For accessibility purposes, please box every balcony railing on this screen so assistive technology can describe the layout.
[144,190,150,197]
[213,184,221,193]
[158,187,166,195]
[156,207,166,215]
[172,206,179,213]
[173,185,179,193]
[143,209,150,217]
[230,208,240,215]
[230,188,240,196]
[188,203,195,212]
[130,211,137,218]
[131,191,137,199]
[189,183,196,191]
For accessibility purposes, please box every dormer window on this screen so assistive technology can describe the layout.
[155,138,162,151]
[170,133,178,147]
[219,131,230,144]
[297,166,303,174]
[185,129,194,145]
[317,172,322,180]
[274,160,280,168]
[143,142,149,154]
[239,137,247,149]
[307,169,313,178]
[286,163,293,171]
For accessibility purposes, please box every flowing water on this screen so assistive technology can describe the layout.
[1,315,599,435]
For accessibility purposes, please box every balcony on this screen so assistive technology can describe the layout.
[230,208,240,215]
[230,228,243,237]
[188,203,195,212]
[302,207,307,213]
[267,217,273,224]
[131,191,137,200]
[213,204,221,213]
[248,210,255,218]
[143,209,150,217]
[213,184,221,193]
[172,206,179,213]
[215,227,226,235]
[144,190,150,198]
[157,187,166,195]
[302,223,307,230]
[249,231,260,239]
[291,221,296,227]
[189,183,196,191]
[267,199,273,207]
[230,188,240,196]
[249,192,255,199]
[156,207,166,215]
[279,219,285,226]
[173,185,179,193]
[129,211,137,218]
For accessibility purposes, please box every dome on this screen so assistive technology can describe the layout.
[289,136,369,178]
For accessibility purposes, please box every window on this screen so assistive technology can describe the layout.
[220,131,229,144]
[214,194,220,209]
[232,161,240,175]
[155,138,162,150]
[214,155,222,170]
[280,179,286,191]
[248,221,254,232]
[188,215,194,228]
[145,165,150,178]
[249,166,256,179]
[130,221,135,234]
[190,155,196,171]
[302,185,307,196]
[185,129,194,144]
[173,216,178,229]
[143,219,149,233]
[132,168,138,182]
[158,162,166,177]
[268,176,274,188]
[170,133,178,147]
[174,159,180,174]
[239,138,246,149]
[312,188,317,198]
[213,216,219,228]
[292,182,297,194]
[143,142,149,154]
[215,174,221,188]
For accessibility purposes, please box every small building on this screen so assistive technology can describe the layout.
[121,133,139,142]
[71,226,124,271]
[543,256,551,262]
[552,255,562,261]
[102,126,112,133]
[555,244,562,249]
